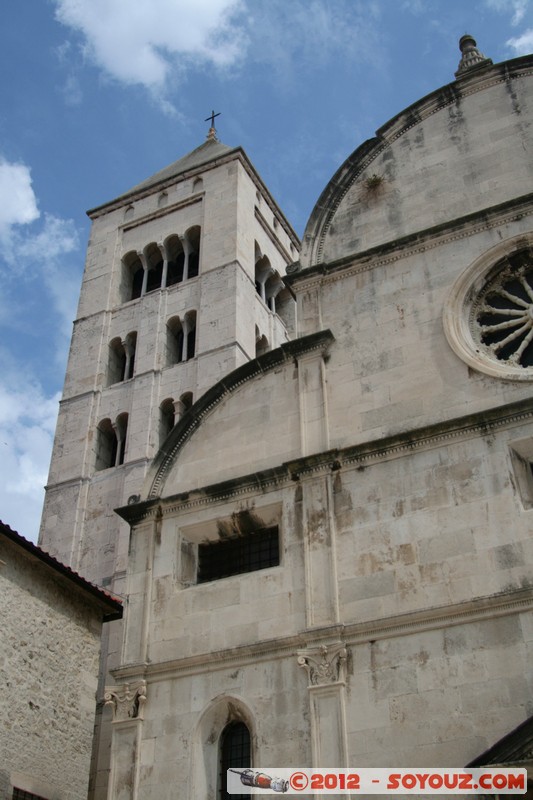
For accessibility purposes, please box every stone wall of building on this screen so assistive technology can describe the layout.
[0,534,111,800]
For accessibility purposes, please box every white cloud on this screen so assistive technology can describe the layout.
[0,155,80,342]
[0,160,40,241]
[0,157,81,541]
[0,369,60,543]
[507,27,533,51]
[486,0,529,25]
[53,0,248,104]
[52,0,384,111]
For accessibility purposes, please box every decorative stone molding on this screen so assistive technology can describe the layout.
[298,643,347,687]
[104,680,147,722]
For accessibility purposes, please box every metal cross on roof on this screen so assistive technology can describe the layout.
[205,110,221,128]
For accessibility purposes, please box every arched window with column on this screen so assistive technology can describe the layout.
[219,721,251,800]
[254,253,272,302]
[95,418,117,471]
[166,316,184,365]
[107,332,137,385]
[122,251,144,302]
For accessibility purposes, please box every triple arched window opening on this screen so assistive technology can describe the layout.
[124,227,201,303]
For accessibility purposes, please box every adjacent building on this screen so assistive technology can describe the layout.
[0,521,122,800]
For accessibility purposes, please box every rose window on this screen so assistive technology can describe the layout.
[472,250,533,369]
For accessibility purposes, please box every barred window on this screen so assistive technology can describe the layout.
[219,722,251,800]
[13,789,48,800]
[198,526,279,583]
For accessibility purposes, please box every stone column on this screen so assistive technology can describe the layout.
[300,474,340,628]
[159,242,169,289]
[298,644,349,775]
[104,681,146,800]
[180,235,191,281]
[297,349,329,456]
[139,252,149,297]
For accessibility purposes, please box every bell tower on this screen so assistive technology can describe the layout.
[39,128,299,594]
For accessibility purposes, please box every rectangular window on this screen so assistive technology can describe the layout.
[198,526,279,583]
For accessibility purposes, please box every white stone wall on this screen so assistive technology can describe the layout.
[301,65,533,267]
[0,538,105,800]
[114,414,533,795]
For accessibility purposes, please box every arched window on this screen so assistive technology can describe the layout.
[165,235,185,287]
[108,338,126,385]
[107,333,137,385]
[159,398,175,445]
[166,316,184,365]
[255,253,272,302]
[265,273,283,313]
[95,418,117,471]
[123,251,144,302]
[256,334,269,357]
[219,722,251,800]
[180,391,193,412]
[144,242,164,293]
[185,225,201,279]
[184,310,197,360]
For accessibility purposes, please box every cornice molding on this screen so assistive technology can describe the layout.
[111,586,533,682]
[288,191,533,290]
[116,394,533,524]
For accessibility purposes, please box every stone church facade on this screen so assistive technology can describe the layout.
[40,37,533,798]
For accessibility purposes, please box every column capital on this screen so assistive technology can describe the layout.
[104,680,147,722]
[298,643,347,687]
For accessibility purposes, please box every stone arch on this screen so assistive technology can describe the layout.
[189,694,256,800]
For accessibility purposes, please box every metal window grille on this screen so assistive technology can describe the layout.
[198,526,279,583]
[13,790,48,800]
[219,721,251,800]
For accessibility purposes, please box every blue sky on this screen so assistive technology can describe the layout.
[1,0,532,543]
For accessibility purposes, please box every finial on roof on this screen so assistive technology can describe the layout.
[455,34,492,77]
[205,109,221,142]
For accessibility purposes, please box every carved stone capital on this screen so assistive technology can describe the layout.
[298,643,347,687]
[104,680,147,722]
